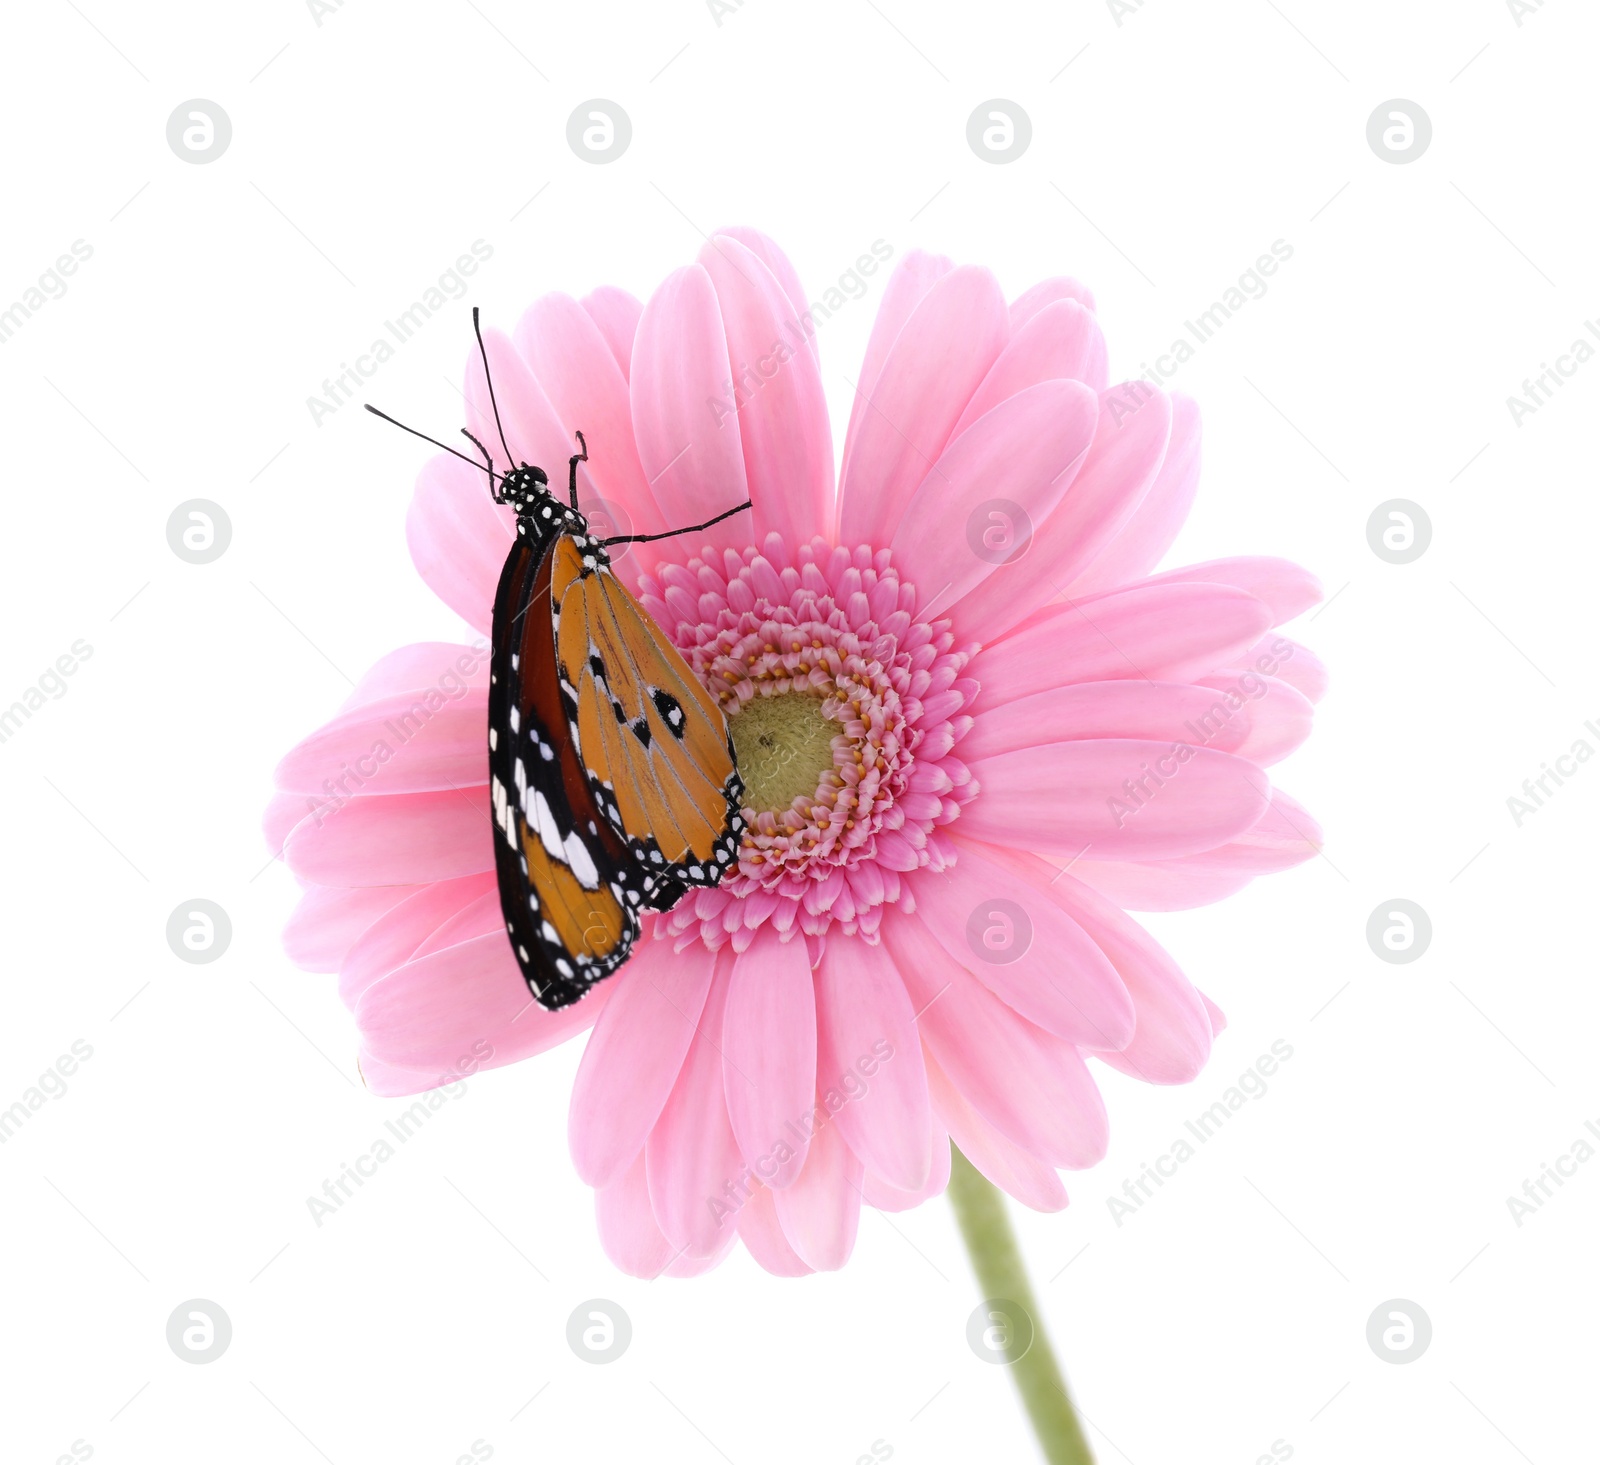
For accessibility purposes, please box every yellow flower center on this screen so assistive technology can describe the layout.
[728,691,839,814]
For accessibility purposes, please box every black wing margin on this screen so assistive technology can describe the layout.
[488,532,646,1009]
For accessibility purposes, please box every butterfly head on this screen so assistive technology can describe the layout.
[500,464,551,512]
[504,466,598,554]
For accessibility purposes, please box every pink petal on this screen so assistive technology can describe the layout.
[952,301,1109,437]
[1198,673,1314,766]
[663,1233,737,1277]
[923,1050,1068,1212]
[581,286,643,382]
[646,953,746,1257]
[839,264,1008,547]
[262,790,306,860]
[569,935,717,1188]
[962,740,1272,862]
[962,680,1253,762]
[1139,556,1322,627]
[341,642,491,712]
[815,935,932,1192]
[1260,636,1328,703]
[465,323,591,495]
[722,927,816,1189]
[282,883,421,973]
[275,692,488,796]
[339,873,496,1008]
[407,453,513,635]
[411,887,502,956]
[953,383,1171,642]
[1218,786,1323,868]
[514,291,668,584]
[971,842,1213,1085]
[1009,276,1097,328]
[974,583,1274,707]
[1069,856,1259,912]
[698,235,834,544]
[1066,393,1202,595]
[715,225,818,364]
[771,1111,863,1271]
[737,1183,814,1276]
[596,1150,676,1278]
[911,842,1134,1049]
[630,264,751,556]
[886,913,1108,1170]
[284,787,493,886]
[1072,788,1322,910]
[890,381,1099,622]
[355,929,604,1073]
[844,250,954,463]
[352,1052,435,1098]
[861,1113,952,1212]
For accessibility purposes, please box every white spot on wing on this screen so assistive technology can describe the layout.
[564,830,599,888]
[530,789,563,861]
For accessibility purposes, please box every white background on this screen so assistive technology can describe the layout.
[2,1,1596,1462]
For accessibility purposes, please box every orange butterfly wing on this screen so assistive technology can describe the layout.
[549,535,744,910]
[489,530,744,1009]
[489,532,641,1008]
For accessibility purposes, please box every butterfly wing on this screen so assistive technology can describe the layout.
[549,535,744,911]
[489,530,643,1009]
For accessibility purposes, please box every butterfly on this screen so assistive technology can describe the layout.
[366,309,752,1009]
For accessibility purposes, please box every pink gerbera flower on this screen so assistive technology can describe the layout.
[266,227,1323,1278]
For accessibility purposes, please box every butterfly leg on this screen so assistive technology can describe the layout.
[600,497,754,547]
[461,429,500,502]
[568,430,588,511]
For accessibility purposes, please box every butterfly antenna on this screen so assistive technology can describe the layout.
[601,498,753,547]
[568,430,588,511]
[364,403,505,482]
[472,306,517,471]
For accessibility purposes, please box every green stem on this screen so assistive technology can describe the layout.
[946,1146,1096,1465]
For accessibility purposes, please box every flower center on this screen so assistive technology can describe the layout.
[728,691,839,814]
[640,536,981,946]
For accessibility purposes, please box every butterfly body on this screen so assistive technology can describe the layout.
[368,312,752,1010]
[486,459,745,1009]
